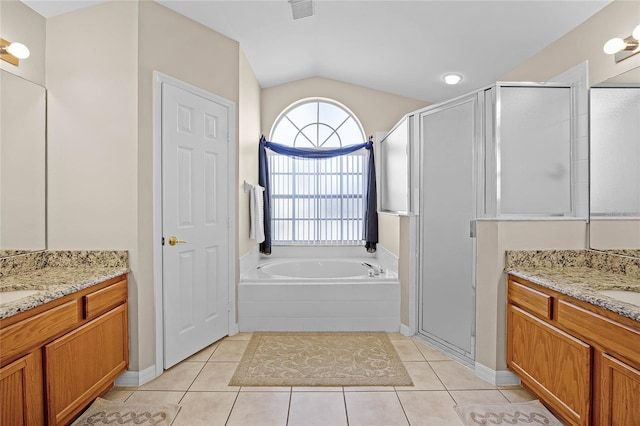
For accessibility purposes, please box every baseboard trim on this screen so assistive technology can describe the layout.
[475,362,520,386]
[229,322,239,336]
[115,365,158,387]
[400,323,413,336]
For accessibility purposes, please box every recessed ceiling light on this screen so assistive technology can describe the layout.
[443,73,463,85]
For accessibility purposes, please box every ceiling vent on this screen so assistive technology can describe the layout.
[289,0,314,20]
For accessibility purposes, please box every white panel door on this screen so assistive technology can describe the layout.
[162,82,229,368]
[419,96,476,362]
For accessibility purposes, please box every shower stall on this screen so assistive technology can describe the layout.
[380,82,578,366]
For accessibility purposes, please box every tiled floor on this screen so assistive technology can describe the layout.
[104,332,535,425]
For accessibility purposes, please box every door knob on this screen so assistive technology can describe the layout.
[168,236,187,246]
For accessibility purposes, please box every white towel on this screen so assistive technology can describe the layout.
[249,184,265,243]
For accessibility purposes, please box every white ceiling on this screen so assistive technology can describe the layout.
[23,0,611,103]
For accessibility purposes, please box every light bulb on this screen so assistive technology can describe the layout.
[633,24,640,41]
[443,73,462,85]
[603,38,626,54]
[6,42,30,59]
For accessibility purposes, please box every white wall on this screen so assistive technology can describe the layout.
[47,1,138,251]
[238,51,262,258]
[590,220,640,249]
[46,1,140,367]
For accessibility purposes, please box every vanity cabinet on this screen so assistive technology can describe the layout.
[597,352,640,425]
[507,274,640,426]
[0,275,128,425]
[507,284,591,425]
[0,350,45,425]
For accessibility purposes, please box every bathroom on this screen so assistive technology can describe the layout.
[1,0,639,396]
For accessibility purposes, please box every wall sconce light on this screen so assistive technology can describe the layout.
[603,24,640,63]
[0,38,30,66]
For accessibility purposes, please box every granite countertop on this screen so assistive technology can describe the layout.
[0,250,129,320]
[507,260,640,323]
[0,266,129,320]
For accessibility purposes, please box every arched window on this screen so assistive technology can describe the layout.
[269,99,368,244]
[271,99,365,148]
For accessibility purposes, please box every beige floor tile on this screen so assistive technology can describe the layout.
[288,391,348,426]
[225,332,253,340]
[387,332,410,340]
[344,392,409,426]
[429,360,495,390]
[395,362,445,391]
[171,391,237,426]
[209,340,249,362]
[449,390,509,405]
[412,339,451,361]
[390,340,425,361]
[226,391,290,426]
[126,390,184,405]
[139,362,205,391]
[101,388,134,402]
[240,386,291,392]
[186,342,220,362]
[189,362,240,391]
[397,390,464,426]
[343,386,397,392]
[292,387,343,392]
[500,388,538,403]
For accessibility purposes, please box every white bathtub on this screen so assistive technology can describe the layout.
[254,258,396,280]
[239,249,400,332]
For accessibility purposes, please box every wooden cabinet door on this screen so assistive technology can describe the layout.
[0,350,44,426]
[598,353,640,426]
[44,303,128,425]
[507,304,591,426]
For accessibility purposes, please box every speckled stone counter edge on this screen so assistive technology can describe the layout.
[505,249,640,276]
[0,251,129,319]
[0,250,128,278]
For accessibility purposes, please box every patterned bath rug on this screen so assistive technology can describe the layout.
[229,332,413,387]
[71,397,180,425]
[454,400,563,425]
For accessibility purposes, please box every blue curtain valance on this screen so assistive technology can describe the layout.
[258,135,378,254]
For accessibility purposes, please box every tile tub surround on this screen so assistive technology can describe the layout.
[0,250,129,319]
[505,250,640,322]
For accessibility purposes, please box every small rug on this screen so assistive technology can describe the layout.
[454,400,563,425]
[71,397,180,425]
[229,332,413,387]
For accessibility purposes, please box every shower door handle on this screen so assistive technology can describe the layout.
[469,220,476,238]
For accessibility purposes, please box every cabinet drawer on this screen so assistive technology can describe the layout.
[0,300,78,365]
[557,299,640,364]
[508,279,552,320]
[83,278,127,320]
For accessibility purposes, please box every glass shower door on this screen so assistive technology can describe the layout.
[419,95,477,363]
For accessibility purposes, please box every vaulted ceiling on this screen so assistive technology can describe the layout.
[23,0,611,102]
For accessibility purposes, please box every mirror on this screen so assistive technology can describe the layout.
[0,70,46,257]
[589,66,640,257]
